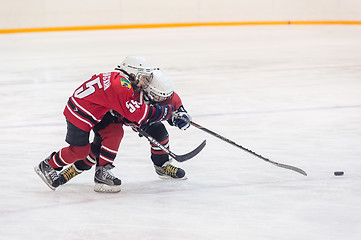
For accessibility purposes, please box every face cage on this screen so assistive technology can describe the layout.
[135,72,152,90]
[148,91,168,102]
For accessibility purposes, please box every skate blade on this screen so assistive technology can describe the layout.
[94,183,121,193]
[34,166,56,191]
[157,175,188,180]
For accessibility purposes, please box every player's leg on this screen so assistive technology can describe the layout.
[93,121,124,192]
[34,120,91,190]
[58,112,123,192]
[58,133,100,185]
[146,122,187,179]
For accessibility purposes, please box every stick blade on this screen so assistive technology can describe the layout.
[174,140,207,162]
[274,162,307,176]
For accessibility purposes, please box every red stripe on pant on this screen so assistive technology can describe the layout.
[97,123,124,166]
[150,137,169,155]
[49,144,91,169]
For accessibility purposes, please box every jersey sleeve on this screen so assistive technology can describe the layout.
[170,92,183,110]
[106,73,150,125]
[160,91,183,110]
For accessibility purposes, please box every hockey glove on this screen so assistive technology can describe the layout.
[171,106,191,130]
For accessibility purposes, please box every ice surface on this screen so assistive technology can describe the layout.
[0,25,361,240]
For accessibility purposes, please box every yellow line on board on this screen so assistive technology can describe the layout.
[1,21,361,34]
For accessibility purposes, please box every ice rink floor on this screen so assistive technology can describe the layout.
[1,25,361,240]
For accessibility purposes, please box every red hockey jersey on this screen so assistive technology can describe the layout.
[63,72,150,132]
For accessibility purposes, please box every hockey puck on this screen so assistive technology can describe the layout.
[334,171,344,176]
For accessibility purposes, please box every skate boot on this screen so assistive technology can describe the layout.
[34,152,60,190]
[94,164,121,193]
[59,164,83,185]
[154,161,187,180]
[59,158,94,185]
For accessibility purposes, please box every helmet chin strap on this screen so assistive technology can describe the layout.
[143,91,158,105]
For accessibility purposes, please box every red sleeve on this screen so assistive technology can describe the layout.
[106,73,150,125]
[160,91,183,110]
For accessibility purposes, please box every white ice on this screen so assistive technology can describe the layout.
[0,25,361,240]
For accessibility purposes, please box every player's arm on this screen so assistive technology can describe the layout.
[167,92,191,131]
[118,95,174,129]
[110,74,174,128]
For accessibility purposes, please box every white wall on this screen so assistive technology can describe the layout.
[0,0,360,29]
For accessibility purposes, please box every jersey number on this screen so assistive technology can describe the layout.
[74,77,102,98]
[126,100,141,113]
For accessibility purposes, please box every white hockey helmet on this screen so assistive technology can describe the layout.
[145,69,174,102]
[116,56,153,90]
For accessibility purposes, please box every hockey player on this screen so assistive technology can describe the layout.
[34,56,177,192]
[57,57,191,192]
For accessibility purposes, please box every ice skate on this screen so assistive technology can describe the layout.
[34,152,60,190]
[154,161,187,180]
[94,164,121,193]
[59,164,83,185]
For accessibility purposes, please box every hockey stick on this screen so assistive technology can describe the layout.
[174,115,307,176]
[137,127,206,162]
